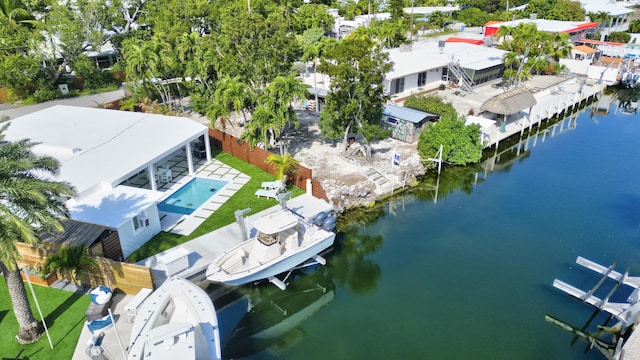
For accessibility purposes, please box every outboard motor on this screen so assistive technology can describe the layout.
[313,211,327,226]
[322,216,337,232]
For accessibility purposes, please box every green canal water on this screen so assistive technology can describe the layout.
[214,99,640,359]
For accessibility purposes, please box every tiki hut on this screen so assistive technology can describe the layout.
[480,87,537,133]
[480,87,537,116]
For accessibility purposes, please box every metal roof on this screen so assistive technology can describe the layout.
[385,42,507,80]
[40,219,106,247]
[383,105,438,124]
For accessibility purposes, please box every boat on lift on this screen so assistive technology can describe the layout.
[206,209,336,290]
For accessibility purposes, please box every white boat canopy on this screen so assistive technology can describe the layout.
[253,210,299,236]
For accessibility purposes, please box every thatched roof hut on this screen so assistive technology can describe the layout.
[480,88,537,115]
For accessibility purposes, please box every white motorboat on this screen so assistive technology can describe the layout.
[206,209,336,290]
[127,277,221,360]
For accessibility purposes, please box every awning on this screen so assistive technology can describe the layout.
[563,22,599,33]
[446,37,485,45]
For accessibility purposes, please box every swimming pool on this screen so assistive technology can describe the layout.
[158,178,228,215]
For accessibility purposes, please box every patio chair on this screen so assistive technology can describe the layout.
[261,180,282,190]
[255,188,279,199]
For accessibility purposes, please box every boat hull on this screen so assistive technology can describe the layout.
[207,233,335,286]
[127,277,221,360]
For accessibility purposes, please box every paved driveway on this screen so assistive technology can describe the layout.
[0,89,124,119]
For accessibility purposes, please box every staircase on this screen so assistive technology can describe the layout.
[447,56,474,93]
[365,168,394,195]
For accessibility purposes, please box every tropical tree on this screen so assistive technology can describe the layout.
[210,76,252,127]
[0,0,36,25]
[265,153,299,189]
[302,32,336,115]
[318,35,392,156]
[43,245,97,285]
[241,74,308,154]
[417,114,482,167]
[293,3,334,34]
[0,123,75,344]
[241,101,280,149]
[455,7,489,27]
[121,37,175,106]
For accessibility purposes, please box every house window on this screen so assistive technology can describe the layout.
[385,117,399,126]
[418,72,427,86]
[132,211,149,232]
[391,78,404,94]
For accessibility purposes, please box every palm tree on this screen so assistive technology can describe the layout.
[265,153,299,189]
[241,102,281,149]
[266,74,309,154]
[0,123,75,344]
[122,37,174,107]
[0,0,37,26]
[43,245,96,286]
[222,77,252,125]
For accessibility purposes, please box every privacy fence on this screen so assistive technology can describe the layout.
[208,128,328,201]
[16,242,154,295]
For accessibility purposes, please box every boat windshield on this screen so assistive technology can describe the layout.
[257,232,278,246]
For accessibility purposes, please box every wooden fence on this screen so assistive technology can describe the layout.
[208,128,328,201]
[0,87,9,104]
[16,242,154,295]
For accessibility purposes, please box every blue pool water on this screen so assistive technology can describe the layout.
[158,178,228,215]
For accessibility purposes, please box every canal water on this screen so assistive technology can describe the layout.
[214,99,640,359]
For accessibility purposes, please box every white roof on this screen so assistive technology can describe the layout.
[580,0,634,17]
[385,42,507,79]
[403,6,459,15]
[66,184,164,228]
[4,105,208,195]
[485,19,595,33]
[252,209,299,235]
[466,115,496,128]
[5,105,207,230]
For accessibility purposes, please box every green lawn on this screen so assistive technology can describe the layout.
[0,277,90,360]
[127,149,304,262]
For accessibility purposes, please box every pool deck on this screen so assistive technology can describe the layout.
[71,193,332,360]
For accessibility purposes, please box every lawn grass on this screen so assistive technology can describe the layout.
[127,149,305,262]
[0,277,90,360]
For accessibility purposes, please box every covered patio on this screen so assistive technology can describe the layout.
[3,105,218,256]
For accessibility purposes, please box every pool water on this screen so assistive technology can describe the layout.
[158,178,228,215]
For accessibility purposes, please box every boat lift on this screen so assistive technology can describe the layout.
[267,255,327,291]
[553,256,640,329]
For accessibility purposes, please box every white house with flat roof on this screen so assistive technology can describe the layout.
[581,0,635,38]
[3,105,212,258]
[385,41,508,99]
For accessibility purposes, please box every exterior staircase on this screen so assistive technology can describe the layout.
[365,168,395,195]
[447,56,474,93]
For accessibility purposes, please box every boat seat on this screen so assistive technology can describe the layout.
[250,242,269,266]
[285,233,299,251]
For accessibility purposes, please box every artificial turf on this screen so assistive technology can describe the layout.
[127,150,304,262]
[0,276,91,360]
